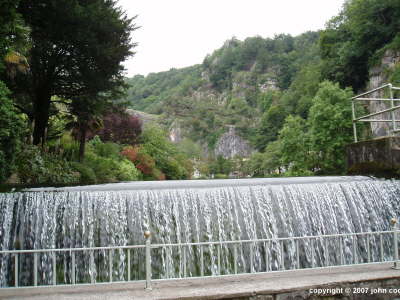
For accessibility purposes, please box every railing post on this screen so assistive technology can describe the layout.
[391,218,400,270]
[52,252,57,285]
[200,245,204,276]
[389,84,396,134]
[71,251,75,285]
[144,231,152,290]
[127,249,131,281]
[352,99,358,142]
[14,254,18,287]
[250,242,254,273]
[34,252,38,286]
[233,243,238,274]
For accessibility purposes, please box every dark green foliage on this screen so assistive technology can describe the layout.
[308,81,354,174]
[125,66,203,113]
[256,104,287,150]
[139,126,191,180]
[279,115,310,171]
[16,0,137,145]
[0,0,29,73]
[208,156,233,176]
[320,0,400,90]
[70,162,97,184]
[15,145,79,184]
[0,81,24,183]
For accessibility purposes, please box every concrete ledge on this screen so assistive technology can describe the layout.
[347,136,400,176]
[1,263,400,300]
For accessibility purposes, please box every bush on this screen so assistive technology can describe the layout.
[80,138,140,183]
[214,174,228,179]
[16,145,79,185]
[70,162,97,184]
[88,136,121,158]
[117,159,141,181]
[0,81,24,183]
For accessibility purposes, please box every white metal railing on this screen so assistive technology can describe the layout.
[1,220,400,290]
[351,83,400,142]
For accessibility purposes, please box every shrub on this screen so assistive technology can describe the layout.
[0,81,24,183]
[16,145,79,185]
[117,159,141,181]
[70,162,97,184]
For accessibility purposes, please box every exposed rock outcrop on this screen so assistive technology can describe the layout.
[169,119,182,143]
[214,125,253,158]
[367,49,400,137]
[126,109,159,125]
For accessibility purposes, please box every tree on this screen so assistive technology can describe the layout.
[90,111,142,145]
[320,0,400,90]
[308,81,354,174]
[256,104,287,150]
[17,0,137,145]
[0,1,28,70]
[278,115,313,173]
[0,81,24,183]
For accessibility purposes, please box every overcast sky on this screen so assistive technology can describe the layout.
[118,0,345,77]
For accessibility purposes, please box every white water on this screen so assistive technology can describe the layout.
[0,177,399,286]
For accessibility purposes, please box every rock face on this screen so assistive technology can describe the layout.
[215,125,252,158]
[169,120,182,143]
[366,49,400,137]
[126,109,158,125]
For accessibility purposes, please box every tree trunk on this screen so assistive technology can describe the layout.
[78,123,87,162]
[32,92,51,146]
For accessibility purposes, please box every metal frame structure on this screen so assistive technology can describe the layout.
[1,222,399,290]
[352,83,400,142]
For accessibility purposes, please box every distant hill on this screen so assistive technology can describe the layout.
[123,32,321,155]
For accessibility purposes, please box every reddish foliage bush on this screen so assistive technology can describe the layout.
[135,152,155,175]
[89,112,143,145]
[121,146,139,163]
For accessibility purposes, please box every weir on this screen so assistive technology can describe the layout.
[0,176,399,288]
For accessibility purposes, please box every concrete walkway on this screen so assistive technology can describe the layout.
[1,263,400,300]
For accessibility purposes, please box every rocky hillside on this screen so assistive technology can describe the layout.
[124,32,321,158]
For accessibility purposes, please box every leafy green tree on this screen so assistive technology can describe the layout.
[209,155,233,176]
[0,1,29,71]
[320,0,400,90]
[0,81,24,182]
[243,140,282,177]
[278,115,313,173]
[256,104,287,150]
[16,0,137,145]
[308,81,354,174]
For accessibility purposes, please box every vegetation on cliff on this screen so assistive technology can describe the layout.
[123,0,400,177]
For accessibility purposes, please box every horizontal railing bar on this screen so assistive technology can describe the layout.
[0,245,146,254]
[151,230,394,248]
[351,84,391,99]
[392,87,400,90]
[355,104,400,120]
[0,230,395,254]
[357,119,400,122]
[354,98,400,101]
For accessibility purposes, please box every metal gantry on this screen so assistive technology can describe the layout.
[351,83,400,142]
[1,224,400,290]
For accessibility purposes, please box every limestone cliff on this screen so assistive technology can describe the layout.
[367,49,400,137]
[214,126,253,158]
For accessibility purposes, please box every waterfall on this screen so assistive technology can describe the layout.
[0,176,399,287]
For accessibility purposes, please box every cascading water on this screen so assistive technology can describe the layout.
[0,176,399,287]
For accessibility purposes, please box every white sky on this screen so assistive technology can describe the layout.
[118,0,346,77]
